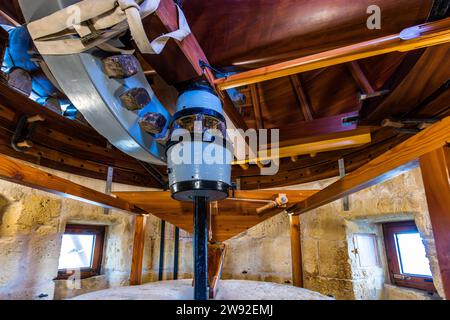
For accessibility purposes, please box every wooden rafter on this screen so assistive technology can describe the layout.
[347,61,375,94]
[289,74,314,121]
[287,116,450,215]
[249,84,264,129]
[0,154,145,214]
[214,18,450,90]
[365,43,450,123]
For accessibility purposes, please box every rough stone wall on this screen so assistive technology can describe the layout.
[0,161,156,300]
[220,167,444,300]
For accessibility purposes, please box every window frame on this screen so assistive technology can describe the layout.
[57,224,105,280]
[382,221,436,292]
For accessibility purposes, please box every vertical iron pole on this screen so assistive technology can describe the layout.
[193,196,208,300]
[158,220,166,281]
[173,227,180,280]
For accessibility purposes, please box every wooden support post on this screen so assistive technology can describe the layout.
[130,214,146,285]
[419,146,450,299]
[289,214,303,287]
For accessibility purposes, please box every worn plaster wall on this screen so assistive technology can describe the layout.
[0,160,158,300]
[220,167,444,300]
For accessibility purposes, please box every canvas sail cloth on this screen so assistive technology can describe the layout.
[26,0,191,55]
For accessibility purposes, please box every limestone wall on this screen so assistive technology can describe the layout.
[0,161,157,300]
[221,168,444,300]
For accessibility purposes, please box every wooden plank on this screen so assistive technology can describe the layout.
[289,214,303,287]
[0,154,143,214]
[214,18,450,90]
[249,84,264,129]
[419,146,450,299]
[130,215,147,285]
[289,75,314,121]
[287,116,450,215]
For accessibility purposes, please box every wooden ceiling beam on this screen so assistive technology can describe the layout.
[287,116,450,215]
[347,61,375,94]
[214,18,450,90]
[233,127,372,165]
[249,84,264,129]
[0,154,145,214]
[289,74,314,121]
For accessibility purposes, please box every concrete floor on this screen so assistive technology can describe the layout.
[71,279,333,300]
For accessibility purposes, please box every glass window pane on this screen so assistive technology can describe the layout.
[58,234,95,270]
[395,232,432,277]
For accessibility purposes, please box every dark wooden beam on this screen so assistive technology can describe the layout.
[0,154,144,214]
[249,84,264,129]
[347,61,375,94]
[289,214,303,287]
[419,146,450,299]
[289,75,314,121]
[277,112,361,147]
[130,215,147,285]
[287,116,450,215]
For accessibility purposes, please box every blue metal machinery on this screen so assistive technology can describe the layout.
[18,0,232,300]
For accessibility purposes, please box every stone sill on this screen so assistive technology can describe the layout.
[383,284,441,300]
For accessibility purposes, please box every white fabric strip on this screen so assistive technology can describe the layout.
[26,0,191,56]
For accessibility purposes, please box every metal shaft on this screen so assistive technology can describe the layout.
[193,196,208,300]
